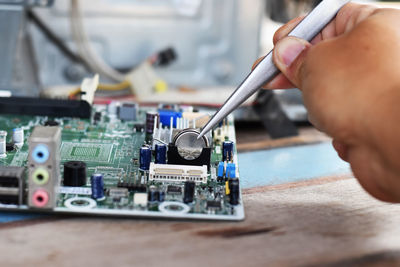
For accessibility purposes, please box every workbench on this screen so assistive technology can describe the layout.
[1,126,399,267]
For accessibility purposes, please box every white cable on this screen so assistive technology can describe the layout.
[70,0,128,82]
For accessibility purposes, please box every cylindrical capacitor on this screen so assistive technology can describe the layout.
[139,145,152,170]
[145,111,158,135]
[148,186,160,202]
[183,181,195,203]
[63,161,87,186]
[229,178,240,205]
[155,143,167,164]
[91,173,105,200]
[159,191,165,202]
[12,128,24,147]
[222,141,234,161]
[0,131,6,158]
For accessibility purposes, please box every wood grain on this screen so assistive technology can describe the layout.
[1,177,400,267]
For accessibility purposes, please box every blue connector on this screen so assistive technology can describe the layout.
[158,110,182,127]
[226,163,236,179]
[217,162,225,178]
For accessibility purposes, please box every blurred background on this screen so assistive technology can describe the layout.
[0,0,394,138]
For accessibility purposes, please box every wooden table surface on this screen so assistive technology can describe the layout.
[1,126,400,267]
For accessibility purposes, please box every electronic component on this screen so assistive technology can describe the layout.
[107,101,119,116]
[225,181,230,195]
[149,163,207,184]
[0,97,91,118]
[12,128,24,148]
[158,109,181,127]
[139,145,152,170]
[217,162,225,181]
[119,103,137,121]
[44,120,59,126]
[117,182,147,192]
[134,124,144,132]
[155,143,167,164]
[206,200,221,210]
[63,161,87,187]
[91,173,105,201]
[148,186,160,202]
[109,188,128,198]
[134,193,148,207]
[0,131,7,158]
[168,129,211,170]
[145,111,158,135]
[183,181,195,204]
[0,166,25,205]
[167,185,182,195]
[93,112,101,123]
[226,163,236,179]
[222,141,234,162]
[28,126,61,209]
[229,178,240,205]
[6,143,14,152]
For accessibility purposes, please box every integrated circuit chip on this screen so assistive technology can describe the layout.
[167,185,182,194]
[61,142,113,163]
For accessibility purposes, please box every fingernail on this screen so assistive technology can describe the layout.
[275,37,306,67]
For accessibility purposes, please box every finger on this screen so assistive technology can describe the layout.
[273,16,304,45]
[262,73,295,89]
[252,57,295,89]
[332,139,349,162]
[252,56,264,70]
[273,36,312,88]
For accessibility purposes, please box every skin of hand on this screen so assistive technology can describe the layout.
[255,3,400,202]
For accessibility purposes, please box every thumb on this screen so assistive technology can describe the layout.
[273,36,311,88]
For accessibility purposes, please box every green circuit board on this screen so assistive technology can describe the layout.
[0,104,244,221]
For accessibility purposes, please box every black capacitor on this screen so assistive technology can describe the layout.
[148,186,160,202]
[63,161,87,186]
[139,145,152,170]
[6,143,14,151]
[183,181,195,203]
[94,112,101,121]
[145,111,158,135]
[222,141,234,161]
[229,178,240,205]
[155,143,167,164]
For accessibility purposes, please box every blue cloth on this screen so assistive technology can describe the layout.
[238,142,350,189]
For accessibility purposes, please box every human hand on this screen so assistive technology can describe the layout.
[257,3,400,202]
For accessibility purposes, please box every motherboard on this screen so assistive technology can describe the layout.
[0,97,244,221]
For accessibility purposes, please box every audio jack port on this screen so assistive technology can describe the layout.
[32,168,50,185]
[32,190,49,207]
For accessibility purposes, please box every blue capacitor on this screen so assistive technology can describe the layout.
[222,141,234,161]
[155,143,167,164]
[159,191,165,202]
[217,162,225,178]
[226,163,236,179]
[139,145,152,170]
[91,173,105,200]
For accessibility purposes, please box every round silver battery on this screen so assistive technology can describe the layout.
[173,129,209,160]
